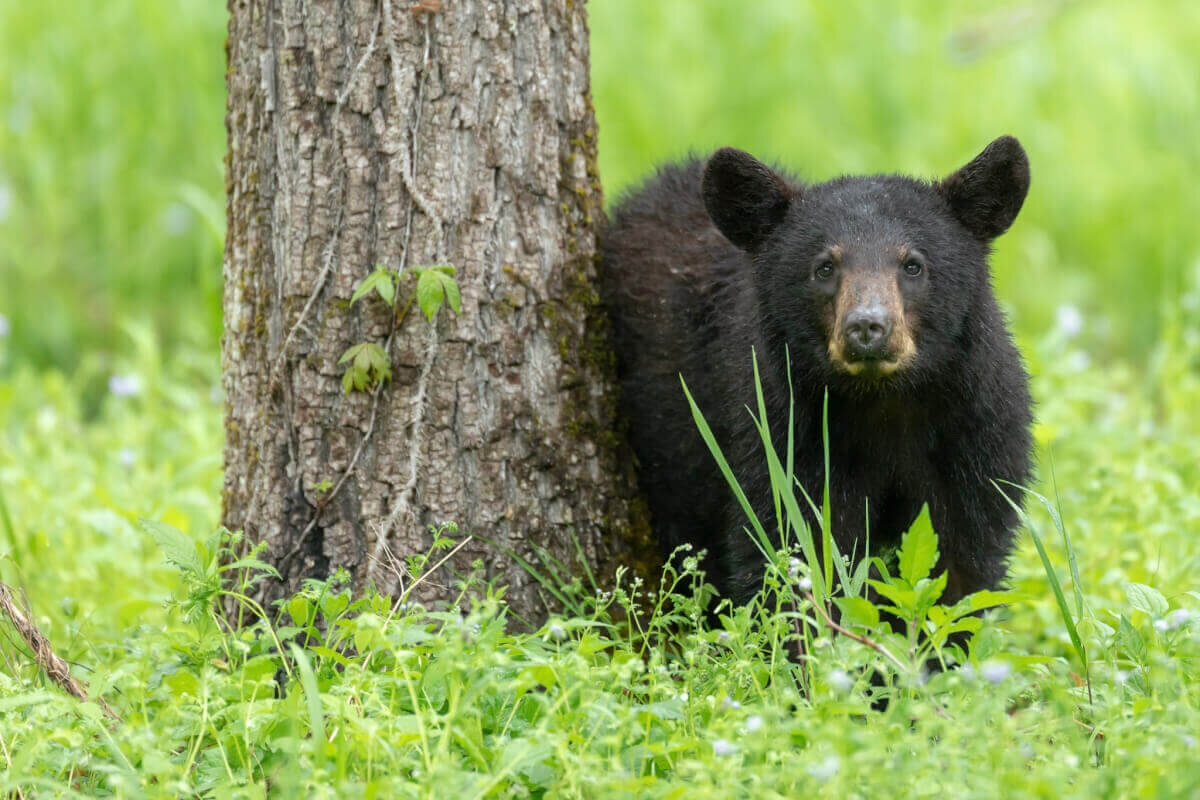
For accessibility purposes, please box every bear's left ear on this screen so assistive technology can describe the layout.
[937,136,1030,240]
[702,148,796,251]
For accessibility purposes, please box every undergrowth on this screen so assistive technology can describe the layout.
[2,281,1200,796]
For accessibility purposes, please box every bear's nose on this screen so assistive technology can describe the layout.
[843,307,893,361]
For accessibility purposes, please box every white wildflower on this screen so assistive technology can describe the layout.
[828,668,854,692]
[1055,304,1084,338]
[108,374,142,397]
[712,739,737,757]
[807,755,840,783]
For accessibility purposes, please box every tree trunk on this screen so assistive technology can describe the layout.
[222,0,650,618]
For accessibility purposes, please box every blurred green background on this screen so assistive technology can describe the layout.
[1,0,1197,372]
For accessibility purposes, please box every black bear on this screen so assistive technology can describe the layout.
[600,137,1033,607]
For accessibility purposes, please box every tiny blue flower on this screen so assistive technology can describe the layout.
[118,448,136,468]
[548,623,566,641]
[745,714,764,733]
[0,313,9,337]
[981,660,1011,684]
[797,576,813,592]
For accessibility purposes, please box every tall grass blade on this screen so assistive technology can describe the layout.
[681,376,773,565]
[994,482,1088,683]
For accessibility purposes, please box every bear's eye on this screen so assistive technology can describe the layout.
[814,260,835,280]
[903,260,924,277]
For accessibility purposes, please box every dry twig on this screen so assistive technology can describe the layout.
[0,581,120,721]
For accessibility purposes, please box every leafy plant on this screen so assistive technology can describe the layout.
[338,263,461,393]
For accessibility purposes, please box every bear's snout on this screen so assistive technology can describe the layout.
[842,306,893,361]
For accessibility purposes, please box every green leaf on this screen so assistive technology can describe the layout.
[1116,614,1147,663]
[1124,582,1168,618]
[995,482,1088,678]
[288,596,313,626]
[289,644,326,746]
[898,504,939,585]
[836,596,880,629]
[350,266,396,307]
[955,589,1016,615]
[219,556,281,579]
[868,579,918,614]
[680,376,774,574]
[416,266,461,321]
[338,341,391,393]
[338,342,367,365]
[140,518,204,579]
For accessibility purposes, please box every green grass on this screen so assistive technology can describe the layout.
[2,288,1199,796]
[3,0,1200,796]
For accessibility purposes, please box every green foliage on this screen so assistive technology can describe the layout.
[349,265,398,308]
[6,275,1199,794]
[415,266,462,323]
[338,341,392,394]
[340,264,460,392]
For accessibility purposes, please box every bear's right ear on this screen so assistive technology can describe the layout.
[702,148,795,251]
[937,136,1030,241]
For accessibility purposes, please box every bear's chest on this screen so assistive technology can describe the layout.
[821,403,944,546]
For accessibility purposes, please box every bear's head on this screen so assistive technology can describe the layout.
[701,137,1029,392]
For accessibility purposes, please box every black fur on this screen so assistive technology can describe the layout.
[600,138,1034,606]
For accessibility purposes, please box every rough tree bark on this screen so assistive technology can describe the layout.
[222,0,650,618]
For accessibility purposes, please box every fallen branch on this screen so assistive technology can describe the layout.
[0,581,120,721]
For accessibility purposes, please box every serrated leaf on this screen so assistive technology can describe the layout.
[1124,582,1168,618]
[140,518,204,579]
[1116,614,1147,662]
[338,342,367,365]
[351,268,394,307]
[898,504,939,585]
[868,579,917,612]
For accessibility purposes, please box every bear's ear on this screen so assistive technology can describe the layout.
[937,136,1030,240]
[702,148,795,251]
